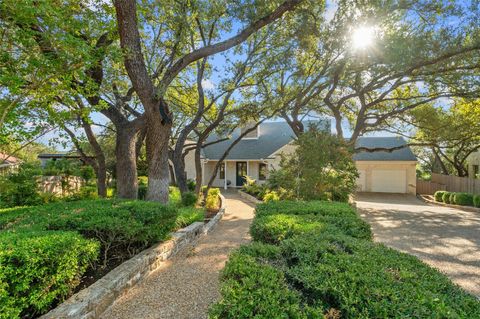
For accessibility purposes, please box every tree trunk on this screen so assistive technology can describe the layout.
[116,127,139,199]
[173,151,188,193]
[145,116,171,203]
[96,162,108,197]
[194,144,203,195]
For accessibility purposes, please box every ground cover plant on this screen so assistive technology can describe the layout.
[0,195,206,318]
[211,201,480,318]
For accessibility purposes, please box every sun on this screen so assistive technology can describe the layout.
[352,26,376,50]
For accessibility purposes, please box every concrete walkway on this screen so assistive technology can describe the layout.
[101,191,255,319]
[356,193,480,297]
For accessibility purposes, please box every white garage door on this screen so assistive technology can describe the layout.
[371,169,406,193]
[357,170,366,191]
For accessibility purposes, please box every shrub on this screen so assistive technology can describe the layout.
[175,207,205,229]
[0,200,178,266]
[169,186,181,205]
[434,190,446,202]
[181,191,198,207]
[209,252,307,319]
[442,191,452,204]
[453,193,474,206]
[187,179,196,191]
[280,232,480,318]
[68,185,98,201]
[449,192,456,204]
[0,164,42,208]
[205,188,221,211]
[262,190,279,202]
[0,231,99,318]
[256,200,358,219]
[474,195,480,208]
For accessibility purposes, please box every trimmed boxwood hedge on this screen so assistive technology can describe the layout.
[474,195,480,208]
[442,191,452,204]
[434,190,446,202]
[0,231,99,318]
[211,201,480,318]
[453,193,474,206]
[0,199,205,318]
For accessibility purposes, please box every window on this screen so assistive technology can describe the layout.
[259,163,267,180]
[474,165,479,179]
[219,162,225,179]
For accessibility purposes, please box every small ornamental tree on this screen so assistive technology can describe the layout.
[270,127,358,202]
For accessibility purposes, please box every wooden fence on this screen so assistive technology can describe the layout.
[417,173,480,195]
[416,180,446,195]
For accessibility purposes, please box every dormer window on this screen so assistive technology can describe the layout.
[241,122,259,139]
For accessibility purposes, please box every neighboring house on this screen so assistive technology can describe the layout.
[354,137,417,195]
[185,121,417,194]
[0,153,21,175]
[38,153,94,168]
[467,151,480,179]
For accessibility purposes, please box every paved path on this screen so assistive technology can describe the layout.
[356,193,480,297]
[101,191,254,319]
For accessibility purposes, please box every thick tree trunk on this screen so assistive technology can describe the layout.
[146,116,171,203]
[116,127,139,199]
[96,162,108,197]
[173,152,188,193]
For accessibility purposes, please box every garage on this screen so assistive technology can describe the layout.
[354,137,417,195]
[371,169,406,193]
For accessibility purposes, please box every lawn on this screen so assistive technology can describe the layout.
[0,186,206,319]
[210,200,480,318]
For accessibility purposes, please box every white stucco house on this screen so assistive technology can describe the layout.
[184,120,417,194]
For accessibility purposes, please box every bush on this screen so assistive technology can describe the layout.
[169,186,181,205]
[453,193,474,206]
[205,188,221,211]
[175,207,205,229]
[262,190,279,202]
[449,192,456,204]
[68,185,98,201]
[434,190,446,202]
[209,252,307,319]
[474,195,480,208]
[0,164,42,208]
[0,200,178,266]
[187,179,196,191]
[442,191,452,204]
[212,199,480,318]
[0,231,99,318]
[181,191,198,207]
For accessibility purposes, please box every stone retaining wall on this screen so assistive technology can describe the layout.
[41,195,226,319]
[238,190,262,204]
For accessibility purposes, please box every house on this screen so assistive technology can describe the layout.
[188,121,417,194]
[354,137,417,194]
[467,151,480,179]
[0,153,21,175]
[38,153,94,168]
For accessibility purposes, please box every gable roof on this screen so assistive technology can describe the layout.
[202,120,330,160]
[353,136,417,161]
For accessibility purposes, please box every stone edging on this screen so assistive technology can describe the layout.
[418,194,480,213]
[238,190,262,204]
[41,195,227,319]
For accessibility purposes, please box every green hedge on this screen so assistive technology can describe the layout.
[474,195,480,208]
[0,231,99,318]
[434,190,446,202]
[211,201,480,318]
[453,193,474,206]
[0,199,205,318]
[442,191,452,204]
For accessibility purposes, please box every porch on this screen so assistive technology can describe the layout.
[203,160,268,190]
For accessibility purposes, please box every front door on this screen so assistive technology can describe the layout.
[236,162,247,187]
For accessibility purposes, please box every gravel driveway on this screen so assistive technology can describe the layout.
[100,191,254,319]
[356,193,480,297]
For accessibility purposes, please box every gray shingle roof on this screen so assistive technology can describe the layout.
[353,136,417,161]
[202,120,330,160]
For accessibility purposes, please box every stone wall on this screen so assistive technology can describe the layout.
[38,175,84,195]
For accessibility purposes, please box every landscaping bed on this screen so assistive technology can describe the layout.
[210,200,480,318]
[0,187,211,319]
[433,191,480,209]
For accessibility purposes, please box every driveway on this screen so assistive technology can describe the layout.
[356,193,480,297]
